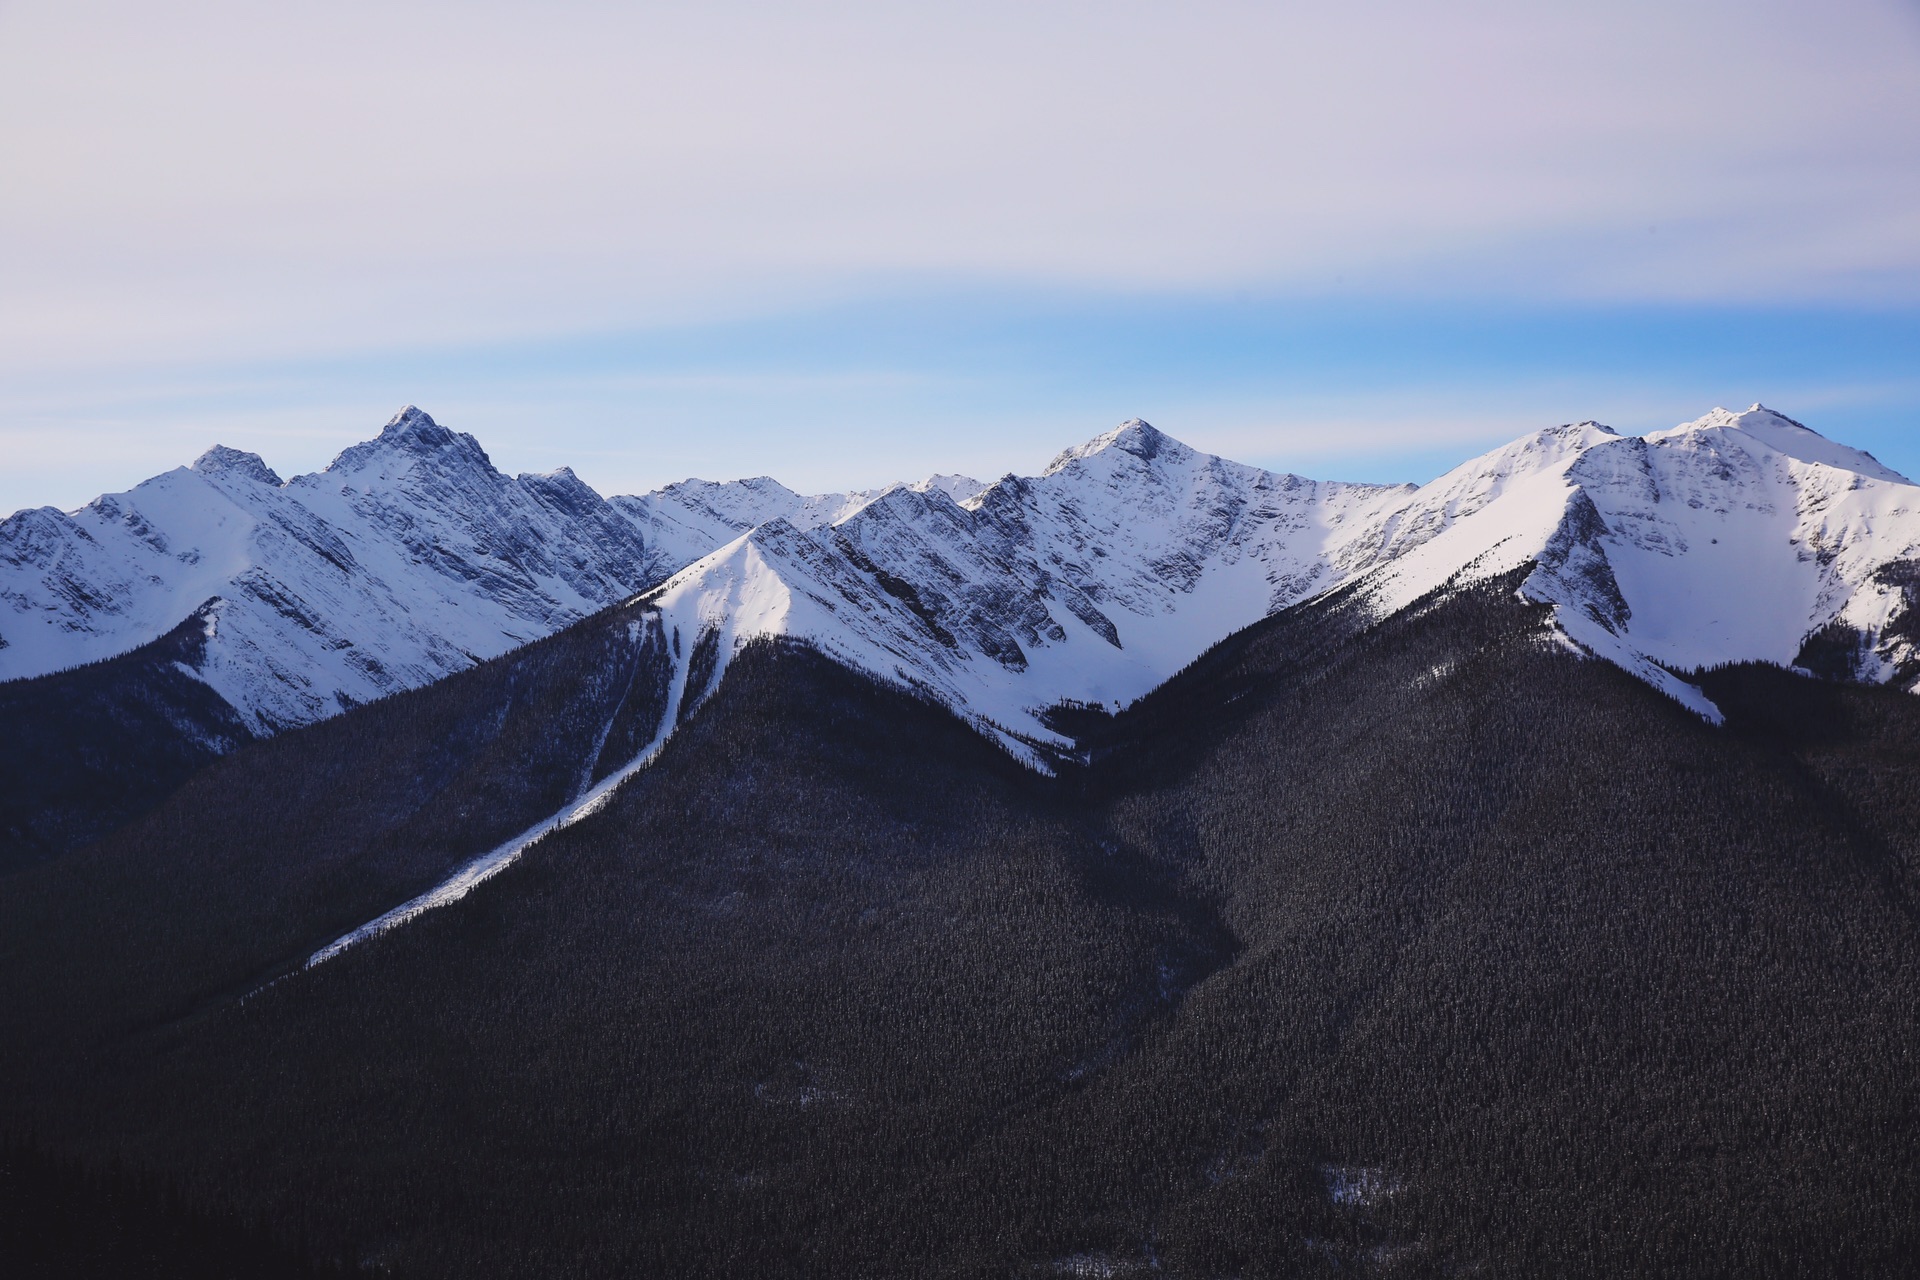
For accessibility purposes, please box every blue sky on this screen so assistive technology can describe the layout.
[2,1,1917,511]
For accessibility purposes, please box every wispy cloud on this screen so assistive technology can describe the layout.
[2,3,1917,512]
[2,1,1917,372]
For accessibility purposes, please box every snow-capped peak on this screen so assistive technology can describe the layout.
[640,421,1416,762]
[1428,419,1617,490]
[0,406,659,731]
[1043,419,1193,476]
[1337,405,1920,723]
[382,403,445,440]
[13,400,1920,773]
[324,405,494,479]
[191,445,283,487]
[1648,404,1911,484]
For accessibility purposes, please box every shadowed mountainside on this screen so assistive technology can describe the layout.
[3,574,1919,1276]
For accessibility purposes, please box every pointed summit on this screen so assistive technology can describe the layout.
[377,405,457,453]
[326,406,497,478]
[191,445,282,486]
[1044,419,1196,475]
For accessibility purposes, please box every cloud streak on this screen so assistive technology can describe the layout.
[3,0,1918,373]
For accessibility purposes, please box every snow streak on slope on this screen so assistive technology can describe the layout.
[289,403,1920,970]
[308,606,697,966]
[11,398,1920,757]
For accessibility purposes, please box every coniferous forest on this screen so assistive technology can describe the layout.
[3,575,1919,1276]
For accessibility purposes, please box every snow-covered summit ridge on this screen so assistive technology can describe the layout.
[1648,404,1911,484]
[645,408,1920,750]
[1346,406,1920,722]
[643,419,1420,760]
[0,405,980,736]
[0,406,663,729]
[8,401,1920,760]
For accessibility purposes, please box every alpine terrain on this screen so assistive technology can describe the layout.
[3,403,1919,1278]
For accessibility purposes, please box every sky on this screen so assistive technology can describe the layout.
[2,0,1918,513]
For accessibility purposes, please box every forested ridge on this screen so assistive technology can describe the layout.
[0,603,254,873]
[2,574,1918,1276]
[0,1132,371,1280]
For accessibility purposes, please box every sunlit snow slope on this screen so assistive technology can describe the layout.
[7,401,1919,751]
[647,407,1920,746]
[0,406,966,733]
[642,421,1415,757]
[1327,406,1920,722]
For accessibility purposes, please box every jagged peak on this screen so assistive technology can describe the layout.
[191,445,283,486]
[1044,419,1197,476]
[377,404,456,451]
[326,406,497,478]
[1648,404,1910,484]
[385,403,436,431]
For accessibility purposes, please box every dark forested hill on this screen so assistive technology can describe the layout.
[0,594,676,1072]
[0,603,255,873]
[3,576,1918,1277]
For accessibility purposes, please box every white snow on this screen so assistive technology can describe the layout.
[909,473,988,504]
[627,408,1920,739]
[307,606,702,966]
[10,401,1920,761]
[632,421,1416,759]
[1648,404,1911,485]
[71,400,1920,974]
[0,406,864,734]
[1340,405,1920,720]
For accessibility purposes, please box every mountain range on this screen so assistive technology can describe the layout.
[4,403,1920,1278]
[6,402,1918,758]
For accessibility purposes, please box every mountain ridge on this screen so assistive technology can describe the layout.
[7,402,1920,765]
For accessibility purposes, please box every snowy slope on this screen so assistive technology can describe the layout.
[640,422,1412,759]
[641,407,1920,750]
[0,408,670,730]
[9,399,1919,755]
[0,405,980,735]
[1344,406,1920,721]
